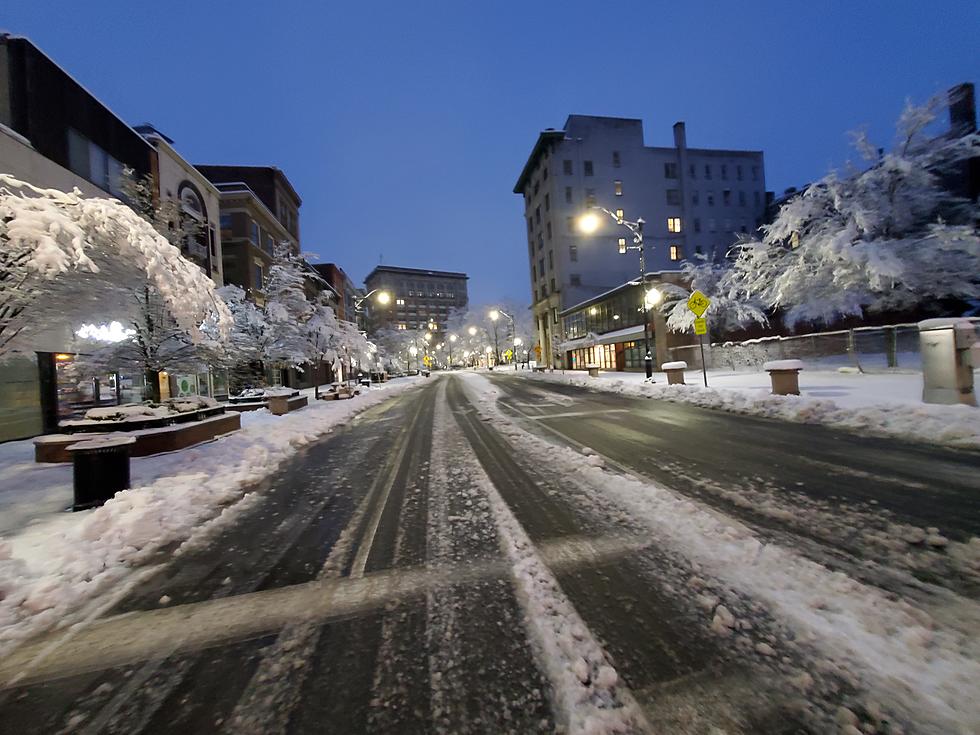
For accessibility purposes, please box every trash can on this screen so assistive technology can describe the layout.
[67,436,136,511]
[918,318,977,406]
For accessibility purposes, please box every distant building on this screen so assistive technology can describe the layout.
[196,166,302,299]
[514,115,767,366]
[363,266,469,334]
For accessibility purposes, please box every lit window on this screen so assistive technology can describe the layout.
[395,298,405,305]
[614,180,623,196]
[669,245,681,261]
[667,217,682,233]
[618,237,627,254]
[615,208,624,222]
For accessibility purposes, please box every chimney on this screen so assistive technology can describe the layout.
[673,121,687,150]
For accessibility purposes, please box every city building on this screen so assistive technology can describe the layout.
[0,36,159,442]
[363,266,469,333]
[559,272,691,371]
[196,166,302,299]
[312,263,359,324]
[514,115,767,366]
[136,124,223,285]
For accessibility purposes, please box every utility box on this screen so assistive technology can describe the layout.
[918,319,977,406]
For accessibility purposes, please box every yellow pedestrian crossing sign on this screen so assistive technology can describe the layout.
[687,290,711,317]
[694,317,707,335]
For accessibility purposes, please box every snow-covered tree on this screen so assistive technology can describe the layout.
[661,257,768,333]
[77,287,226,401]
[262,243,313,374]
[214,284,276,390]
[0,175,230,356]
[725,94,980,328]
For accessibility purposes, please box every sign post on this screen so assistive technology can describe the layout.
[686,290,711,387]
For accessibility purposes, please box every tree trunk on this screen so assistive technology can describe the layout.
[886,328,898,368]
[145,369,162,403]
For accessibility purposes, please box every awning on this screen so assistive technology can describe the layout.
[560,324,647,350]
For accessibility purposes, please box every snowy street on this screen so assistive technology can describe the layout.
[1,373,977,734]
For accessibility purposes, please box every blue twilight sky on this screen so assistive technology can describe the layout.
[3,1,978,305]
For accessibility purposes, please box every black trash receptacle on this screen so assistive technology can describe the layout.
[67,436,136,511]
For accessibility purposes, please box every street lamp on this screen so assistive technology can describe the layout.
[409,344,419,372]
[578,206,656,379]
[489,308,516,368]
[467,326,478,337]
[448,333,457,368]
[514,337,523,370]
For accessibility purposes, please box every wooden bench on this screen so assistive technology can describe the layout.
[35,413,242,463]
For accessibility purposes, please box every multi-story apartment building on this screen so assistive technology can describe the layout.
[514,115,767,366]
[363,266,468,334]
[196,166,302,298]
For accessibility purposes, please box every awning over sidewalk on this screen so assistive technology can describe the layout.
[560,324,647,351]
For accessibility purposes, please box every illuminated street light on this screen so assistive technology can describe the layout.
[489,309,499,321]
[645,287,663,309]
[578,205,656,379]
[468,326,478,336]
[577,212,600,234]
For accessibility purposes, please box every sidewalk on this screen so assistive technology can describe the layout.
[520,367,980,449]
[0,376,424,651]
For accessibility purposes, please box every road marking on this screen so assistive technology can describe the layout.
[525,409,630,421]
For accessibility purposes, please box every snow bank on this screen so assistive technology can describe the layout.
[521,370,980,449]
[0,377,424,653]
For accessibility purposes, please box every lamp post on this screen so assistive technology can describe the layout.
[409,344,419,372]
[578,208,656,379]
[489,308,517,369]
[513,337,523,370]
[448,333,457,368]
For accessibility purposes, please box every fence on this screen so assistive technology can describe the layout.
[667,319,980,373]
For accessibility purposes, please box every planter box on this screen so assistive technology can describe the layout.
[35,413,242,464]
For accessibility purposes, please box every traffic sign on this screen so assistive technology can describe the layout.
[694,317,707,335]
[504,349,513,360]
[687,290,711,317]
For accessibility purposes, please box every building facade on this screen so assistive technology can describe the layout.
[136,124,223,285]
[514,115,767,366]
[196,167,302,298]
[363,266,468,334]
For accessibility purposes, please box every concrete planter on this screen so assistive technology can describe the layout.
[764,359,803,396]
[661,361,687,385]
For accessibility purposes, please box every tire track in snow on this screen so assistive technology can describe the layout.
[443,386,651,734]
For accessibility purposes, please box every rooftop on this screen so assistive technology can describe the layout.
[365,265,469,281]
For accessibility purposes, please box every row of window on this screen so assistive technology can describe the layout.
[668,162,760,182]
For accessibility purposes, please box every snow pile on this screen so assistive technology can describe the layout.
[461,373,980,734]
[660,361,687,370]
[522,370,980,449]
[68,395,220,424]
[0,377,424,653]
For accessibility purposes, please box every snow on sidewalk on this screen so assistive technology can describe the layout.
[521,367,980,449]
[0,377,424,654]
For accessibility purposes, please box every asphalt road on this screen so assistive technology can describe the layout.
[0,373,973,733]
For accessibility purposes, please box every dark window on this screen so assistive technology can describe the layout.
[705,164,712,179]
[666,189,681,206]
[694,217,701,233]
[548,250,554,270]
[723,190,731,206]
[752,166,759,181]
[220,213,232,231]
[664,162,678,179]
[739,191,746,207]
[539,258,544,275]
[570,274,581,286]
[721,164,728,180]
[692,191,700,206]
[612,151,621,167]
[737,165,743,181]
[550,278,556,294]
[566,216,574,233]
[563,159,573,175]
[544,193,550,211]
[584,160,594,176]
[707,193,715,207]
[543,167,548,181]
[569,244,578,262]
[546,222,552,240]
[565,186,573,204]
[689,163,696,179]
[532,264,537,280]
